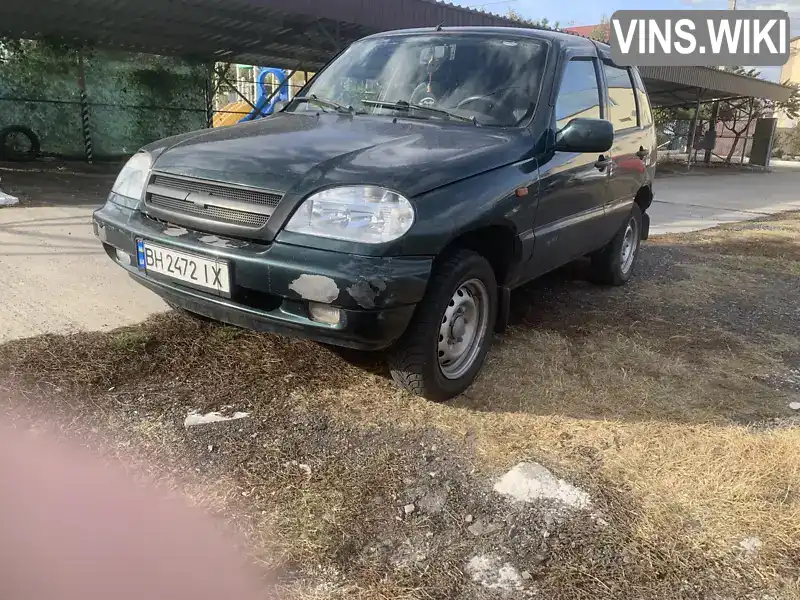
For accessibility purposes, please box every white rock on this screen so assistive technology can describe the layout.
[494,462,591,509]
[184,410,249,427]
[404,503,416,515]
[0,191,19,206]
[789,402,800,411]
[739,537,763,554]
[465,554,523,591]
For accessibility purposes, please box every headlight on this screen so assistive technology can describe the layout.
[285,186,414,244]
[110,152,152,207]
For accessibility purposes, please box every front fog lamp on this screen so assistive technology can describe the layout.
[110,152,152,207]
[285,186,414,244]
[115,248,133,265]
[308,302,342,325]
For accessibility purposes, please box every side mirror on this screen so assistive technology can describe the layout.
[555,118,614,153]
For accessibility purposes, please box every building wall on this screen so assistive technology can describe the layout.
[777,37,800,128]
[0,44,208,160]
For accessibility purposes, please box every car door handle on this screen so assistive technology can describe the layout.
[594,155,611,171]
[636,148,649,160]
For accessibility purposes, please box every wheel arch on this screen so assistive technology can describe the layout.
[634,185,653,239]
[436,223,523,288]
[634,184,653,212]
[434,223,522,334]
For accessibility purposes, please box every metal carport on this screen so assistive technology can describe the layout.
[0,0,793,105]
[0,0,521,70]
[641,65,793,106]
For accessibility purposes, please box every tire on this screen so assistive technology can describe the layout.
[591,204,643,286]
[0,125,40,162]
[388,249,497,402]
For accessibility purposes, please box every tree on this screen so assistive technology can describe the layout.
[506,7,559,29]
[714,66,800,163]
[773,124,800,158]
[590,15,610,41]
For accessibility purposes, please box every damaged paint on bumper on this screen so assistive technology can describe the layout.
[93,201,434,350]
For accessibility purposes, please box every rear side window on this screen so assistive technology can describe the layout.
[632,69,653,127]
[603,64,638,132]
[555,59,601,129]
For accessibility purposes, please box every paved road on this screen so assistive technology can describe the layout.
[650,161,800,234]
[0,169,166,343]
[1,162,799,342]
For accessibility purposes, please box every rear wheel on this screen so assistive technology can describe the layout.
[388,249,497,402]
[591,204,643,286]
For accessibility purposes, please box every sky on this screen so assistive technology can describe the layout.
[452,0,800,81]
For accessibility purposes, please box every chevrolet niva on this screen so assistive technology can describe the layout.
[94,27,656,401]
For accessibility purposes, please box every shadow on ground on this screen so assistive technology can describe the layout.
[0,164,116,208]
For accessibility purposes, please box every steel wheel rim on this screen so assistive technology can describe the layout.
[437,278,490,380]
[620,217,639,274]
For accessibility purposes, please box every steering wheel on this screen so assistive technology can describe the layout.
[409,82,438,108]
[455,95,518,123]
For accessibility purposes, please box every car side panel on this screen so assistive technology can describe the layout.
[597,56,655,239]
[531,151,610,276]
[605,127,646,228]
[526,48,612,278]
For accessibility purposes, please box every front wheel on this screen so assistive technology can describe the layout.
[591,204,643,286]
[388,249,497,402]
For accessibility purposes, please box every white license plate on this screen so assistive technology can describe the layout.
[137,241,230,294]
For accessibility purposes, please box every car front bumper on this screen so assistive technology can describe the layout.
[92,201,434,350]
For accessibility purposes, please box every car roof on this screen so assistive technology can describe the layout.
[361,25,606,52]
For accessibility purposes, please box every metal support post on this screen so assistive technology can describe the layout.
[704,101,720,165]
[740,99,755,166]
[205,62,216,128]
[76,52,93,163]
[686,92,702,169]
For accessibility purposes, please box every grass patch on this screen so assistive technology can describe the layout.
[109,328,153,353]
[654,214,800,262]
[1,213,799,599]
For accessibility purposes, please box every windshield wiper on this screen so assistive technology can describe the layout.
[293,95,354,114]
[363,99,477,124]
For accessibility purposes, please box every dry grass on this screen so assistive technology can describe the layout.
[656,214,800,262]
[1,212,799,599]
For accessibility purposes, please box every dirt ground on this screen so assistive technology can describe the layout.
[1,213,799,600]
[0,162,167,342]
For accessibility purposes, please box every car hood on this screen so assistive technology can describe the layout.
[146,112,532,197]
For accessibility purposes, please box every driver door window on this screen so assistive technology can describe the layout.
[555,59,601,129]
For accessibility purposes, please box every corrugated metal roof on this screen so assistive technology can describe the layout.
[0,0,793,104]
[641,66,793,105]
[0,0,521,70]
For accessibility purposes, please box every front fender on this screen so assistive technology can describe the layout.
[400,159,539,256]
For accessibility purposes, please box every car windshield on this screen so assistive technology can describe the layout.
[287,33,547,127]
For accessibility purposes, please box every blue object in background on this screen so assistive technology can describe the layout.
[241,68,289,122]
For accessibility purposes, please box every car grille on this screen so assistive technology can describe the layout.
[144,173,283,230]
[150,175,282,207]
[148,194,269,228]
